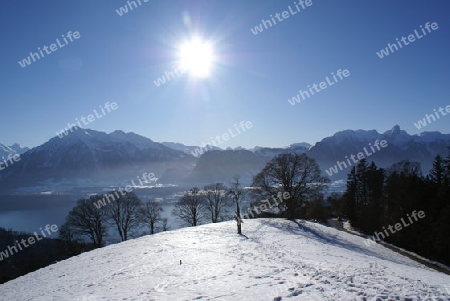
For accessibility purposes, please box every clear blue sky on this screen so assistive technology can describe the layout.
[1,0,449,149]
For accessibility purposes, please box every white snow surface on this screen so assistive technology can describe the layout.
[1,219,449,301]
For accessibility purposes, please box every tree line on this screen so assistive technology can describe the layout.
[59,153,329,247]
[59,150,450,266]
[59,193,167,250]
[59,177,248,247]
[4,150,448,283]
[335,151,450,265]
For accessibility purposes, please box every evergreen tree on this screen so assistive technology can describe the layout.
[429,155,445,185]
[444,147,450,186]
[364,162,384,231]
[341,157,450,266]
[343,160,384,232]
[355,159,369,207]
[343,166,357,221]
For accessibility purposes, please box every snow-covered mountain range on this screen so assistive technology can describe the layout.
[0,128,195,192]
[0,219,448,300]
[185,125,450,184]
[0,125,448,191]
[309,125,450,178]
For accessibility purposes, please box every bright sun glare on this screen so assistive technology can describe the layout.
[179,39,214,78]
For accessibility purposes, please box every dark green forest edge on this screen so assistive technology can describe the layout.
[1,151,449,284]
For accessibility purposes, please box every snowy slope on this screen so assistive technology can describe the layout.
[1,219,449,301]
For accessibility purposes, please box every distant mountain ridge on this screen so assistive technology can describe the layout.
[185,125,450,184]
[162,142,222,156]
[0,143,29,158]
[0,125,448,192]
[162,142,312,159]
[0,128,195,192]
[309,125,450,179]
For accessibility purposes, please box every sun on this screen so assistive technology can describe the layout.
[179,39,214,78]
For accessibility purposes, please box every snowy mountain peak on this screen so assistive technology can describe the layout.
[9,143,29,154]
[0,143,29,158]
[109,130,157,150]
[330,129,380,145]
[387,124,401,135]
[383,124,408,137]
[0,128,195,191]
[383,125,412,147]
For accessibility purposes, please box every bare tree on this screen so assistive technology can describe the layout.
[58,222,90,256]
[140,199,163,234]
[65,196,108,248]
[252,153,329,220]
[203,183,230,223]
[58,222,77,244]
[107,191,142,241]
[172,187,205,227]
[227,176,244,234]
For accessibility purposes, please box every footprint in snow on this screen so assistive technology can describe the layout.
[154,281,170,292]
[266,278,298,300]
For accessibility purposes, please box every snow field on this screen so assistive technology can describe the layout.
[0,219,449,300]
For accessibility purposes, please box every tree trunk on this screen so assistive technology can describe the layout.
[286,198,295,220]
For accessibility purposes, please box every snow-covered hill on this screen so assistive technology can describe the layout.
[1,219,449,300]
